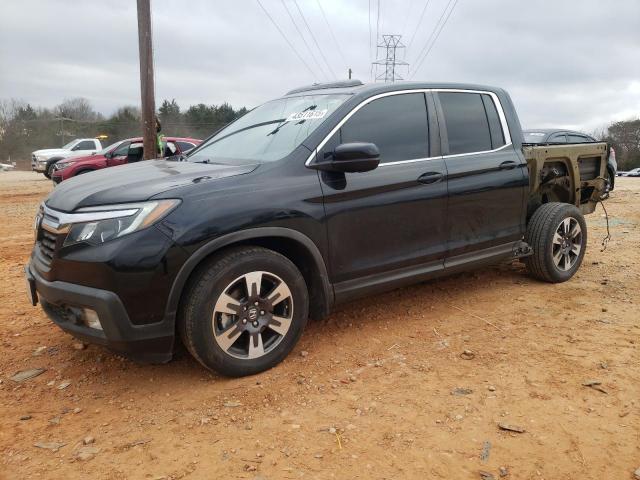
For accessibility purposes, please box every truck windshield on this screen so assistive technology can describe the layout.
[61,140,78,149]
[187,94,349,165]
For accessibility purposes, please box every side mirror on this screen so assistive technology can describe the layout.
[316,142,380,173]
[104,151,112,159]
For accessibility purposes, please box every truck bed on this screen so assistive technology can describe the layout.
[523,142,608,216]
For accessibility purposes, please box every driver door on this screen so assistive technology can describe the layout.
[319,92,448,300]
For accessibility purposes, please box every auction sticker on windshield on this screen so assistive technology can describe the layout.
[286,109,328,122]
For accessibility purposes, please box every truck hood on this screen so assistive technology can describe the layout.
[46,159,258,212]
[33,148,69,157]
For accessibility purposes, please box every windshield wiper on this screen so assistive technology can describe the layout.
[191,158,226,165]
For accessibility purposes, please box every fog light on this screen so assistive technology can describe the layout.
[82,308,103,330]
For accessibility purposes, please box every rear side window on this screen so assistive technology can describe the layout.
[340,93,428,164]
[439,92,491,155]
[549,133,567,143]
[481,95,505,149]
[567,134,588,143]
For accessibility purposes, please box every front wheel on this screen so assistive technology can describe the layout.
[524,202,587,283]
[179,246,309,376]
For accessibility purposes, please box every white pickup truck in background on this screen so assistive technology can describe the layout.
[31,138,103,176]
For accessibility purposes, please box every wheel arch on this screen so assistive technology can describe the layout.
[167,228,333,329]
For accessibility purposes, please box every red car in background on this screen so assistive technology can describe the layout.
[51,136,202,184]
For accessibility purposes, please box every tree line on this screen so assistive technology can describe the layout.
[600,120,640,171]
[0,97,248,169]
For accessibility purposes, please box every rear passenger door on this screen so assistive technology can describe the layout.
[319,92,448,297]
[435,91,527,261]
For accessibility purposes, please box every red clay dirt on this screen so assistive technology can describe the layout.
[1,171,639,479]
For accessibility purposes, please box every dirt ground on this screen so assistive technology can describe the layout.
[0,171,638,480]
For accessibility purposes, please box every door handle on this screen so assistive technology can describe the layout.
[499,160,518,170]
[417,172,444,184]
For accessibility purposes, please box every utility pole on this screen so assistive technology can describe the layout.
[372,35,409,82]
[348,68,352,79]
[136,0,156,160]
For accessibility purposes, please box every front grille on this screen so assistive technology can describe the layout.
[38,229,58,266]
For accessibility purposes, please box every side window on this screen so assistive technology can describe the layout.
[127,142,144,162]
[340,93,428,164]
[75,140,96,150]
[112,142,130,157]
[177,141,196,152]
[567,134,587,143]
[439,92,492,155]
[164,141,177,156]
[481,95,505,149]
[549,133,567,143]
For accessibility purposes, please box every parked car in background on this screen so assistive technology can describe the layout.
[27,81,609,376]
[523,129,617,195]
[32,138,103,177]
[51,136,202,184]
[618,167,640,177]
[0,162,16,171]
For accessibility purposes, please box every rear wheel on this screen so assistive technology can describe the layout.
[179,247,309,376]
[524,202,587,283]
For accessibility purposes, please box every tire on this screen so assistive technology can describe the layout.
[75,169,92,175]
[45,157,63,179]
[179,246,309,377]
[524,202,587,283]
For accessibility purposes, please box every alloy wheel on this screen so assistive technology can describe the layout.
[212,271,293,359]
[551,217,583,271]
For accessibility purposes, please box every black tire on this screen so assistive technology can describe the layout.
[75,169,92,175]
[178,246,309,377]
[45,157,63,179]
[524,202,587,283]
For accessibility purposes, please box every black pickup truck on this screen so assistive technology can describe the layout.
[26,81,609,376]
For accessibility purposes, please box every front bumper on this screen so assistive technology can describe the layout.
[26,263,174,363]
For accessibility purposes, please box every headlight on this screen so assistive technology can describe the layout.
[62,200,180,247]
[55,162,72,170]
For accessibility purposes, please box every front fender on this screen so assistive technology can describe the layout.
[165,227,333,326]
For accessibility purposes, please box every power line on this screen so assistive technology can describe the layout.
[375,0,381,48]
[402,0,414,36]
[280,0,330,80]
[410,0,460,78]
[405,0,432,50]
[368,0,373,76]
[256,0,317,80]
[315,0,349,70]
[292,0,337,79]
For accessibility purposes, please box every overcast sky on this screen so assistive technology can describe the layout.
[1,0,639,132]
